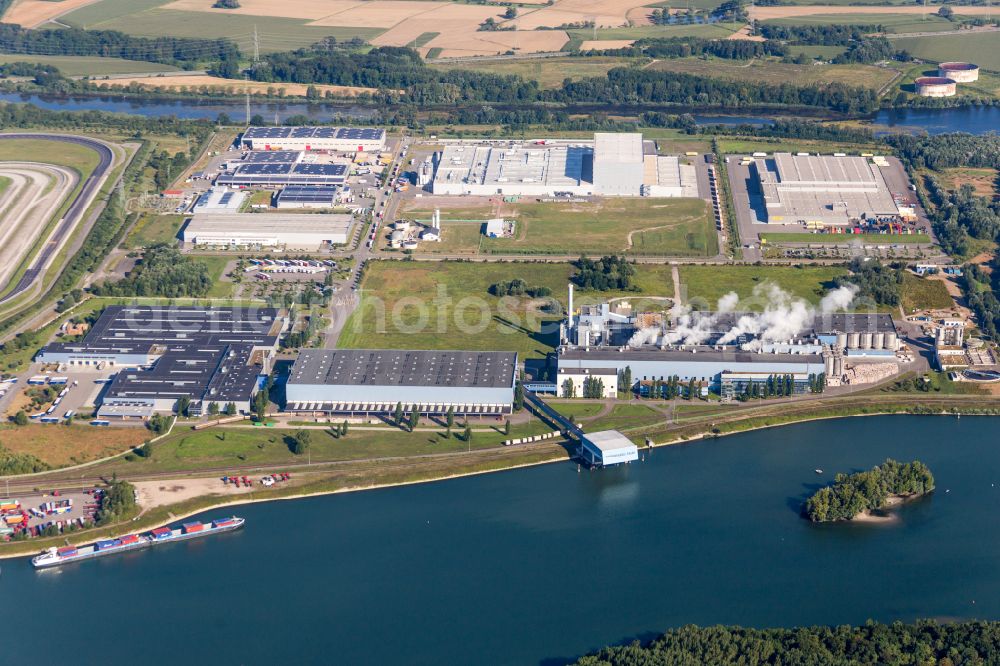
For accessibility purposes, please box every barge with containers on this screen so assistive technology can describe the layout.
[31,516,244,569]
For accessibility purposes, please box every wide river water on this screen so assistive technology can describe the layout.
[2,415,999,665]
[2,91,999,134]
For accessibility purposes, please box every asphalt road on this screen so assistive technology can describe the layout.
[0,133,115,306]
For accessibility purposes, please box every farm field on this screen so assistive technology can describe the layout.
[94,75,380,98]
[0,55,180,77]
[339,261,676,359]
[892,33,1000,72]
[749,5,997,21]
[646,57,896,90]
[431,56,633,89]
[60,0,384,52]
[763,13,958,33]
[399,198,717,257]
[567,22,741,43]
[677,264,847,309]
[2,0,99,27]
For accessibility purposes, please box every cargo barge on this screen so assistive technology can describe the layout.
[31,516,244,569]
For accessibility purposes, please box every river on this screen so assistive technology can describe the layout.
[1,415,998,665]
[2,91,999,135]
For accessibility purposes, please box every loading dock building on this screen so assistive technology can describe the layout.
[182,213,353,249]
[753,153,901,225]
[36,306,284,417]
[580,430,638,467]
[285,349,518,416]
[239,127,386,152]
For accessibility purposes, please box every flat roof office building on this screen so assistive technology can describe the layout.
[239,127,386,152]
[286,349,518,416]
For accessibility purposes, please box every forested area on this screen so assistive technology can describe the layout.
[604,36,785,60]
[833,36,898,64]
[836,259,903,306]
[573,256,636,291]
[574,620,1000,665]
[889,133,1000,257]
[91,245,212,298]
[554,69,879,113]
[758,24,881,46]
[963,261,1000,341]
[804,459,934,522]
[95,479,138,525]
[0,24,237,66]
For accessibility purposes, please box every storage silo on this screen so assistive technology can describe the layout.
[884,331,898,350]
[874,332,885,349]
[825,355,835,377]
[847,332,860,349]
[836,332,848,350]
[860,332,873,349]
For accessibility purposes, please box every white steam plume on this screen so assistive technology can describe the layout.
[819,284,859,314]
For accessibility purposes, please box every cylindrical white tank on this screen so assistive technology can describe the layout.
[874,332,885,349]
[833,356,845,377]
[915,76,957,98]
[847,332,860,348]
[884,331,898,350]
[938,62,979,83]
[836,333,847,350]
[825,355,835,376]
[860,332,873,349]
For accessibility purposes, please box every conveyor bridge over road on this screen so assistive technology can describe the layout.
[524,390,583,440]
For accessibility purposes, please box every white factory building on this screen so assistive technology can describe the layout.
[239,126,386,152]
[182,213,353,249]
[754,153,901,225]
[580,431,639,467]
[431,133,698,198]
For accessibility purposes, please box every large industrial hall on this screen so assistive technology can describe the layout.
[431,132,698,197]
[753,153,901,225]
[285,349,518,416]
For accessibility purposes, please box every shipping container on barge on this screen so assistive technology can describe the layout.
[31,517,244,569]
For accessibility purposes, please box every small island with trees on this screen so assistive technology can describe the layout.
[804,459,935,523]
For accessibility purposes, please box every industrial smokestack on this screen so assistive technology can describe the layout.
[568,283,574,321]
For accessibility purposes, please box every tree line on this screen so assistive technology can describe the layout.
[804,458,934,522]
[0,24,237,66]
[758,23,882,46]
[599,36,786,60]
[573,619,1000,665]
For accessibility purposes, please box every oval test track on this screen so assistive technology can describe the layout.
[0,133,114,306]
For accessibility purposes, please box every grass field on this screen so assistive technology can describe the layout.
[900,272,954,312]
[759,232,931,244]
[400,199,717,257]
[646,57,896,90]
[568,22,741,42]
[340,261,676,359]
[939,167,999,198]
[126,213,183,248]
[0,423,148,467]
[586,403,664,431]
[62,0,384,52]
[97,418,559,474]
[763,13,957,33]
[786,45,846,60]
[432,56,634,89]
[677,265,847,309]
[0,54,180,76]
[0,138,100,175]
[892,32,1000,72]
[716,137,882,156]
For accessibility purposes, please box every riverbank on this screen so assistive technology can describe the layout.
[1,396,991,559]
